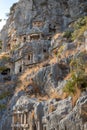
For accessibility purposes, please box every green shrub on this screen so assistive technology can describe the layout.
[64,71,87,95]
[74,17,87,30]
[72,26,86,41]
[70,52,87,72]
[0,91,11,100]
[71,16,87,41]
[63,30,72,39]
[75,71,87,90]
[12,43,20,51]
[0,104,6,110]
[63,79,76,95]
[56,45,65,60]
[0,66,8,73]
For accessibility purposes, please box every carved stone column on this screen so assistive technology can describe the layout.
[24,113,27,124]
[21,114,23,124]
[12,114,15,130]
[37,121,41,130]
[12,114,15,124]
[12,126,14,130]
[40,33,42,39]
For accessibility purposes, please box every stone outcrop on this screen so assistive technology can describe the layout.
[1,0,87,51]
[0,0,87,130]
[1,94,87,130]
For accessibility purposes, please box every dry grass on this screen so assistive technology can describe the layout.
[53,33,62,40]
[37,95,49,101]
[15,65,40,93]
[30,110,34,119]
[72,87,81,106]
[15,42,85,103]
[48,104,56,113]
[16,57,56,94]
[0,52,10,60]
[50,91,61,99]
[64,73,71,80]
[15,84,25,93]
[49,56,57,64]
[19,66,39,81]
[49,89,68,100]
[49,84,81,107]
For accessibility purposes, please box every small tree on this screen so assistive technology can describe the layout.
[64,51,87,95]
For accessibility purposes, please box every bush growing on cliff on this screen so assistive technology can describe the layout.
[64,52,87,95]
[0,104,6,110]
[57,45,65,56]
[12,43,20,51]
[63,16,87,41]
[64,78,76,95]
[0,66,8,73]
[70,51,87,72]
[63,30,72,39]
[0,91,11,100]
[64,71,87,95]
[72,16,87,41]
[73,17,87,30]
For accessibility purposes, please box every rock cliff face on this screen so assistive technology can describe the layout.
[1,0,87,51]
[0,0,87,130]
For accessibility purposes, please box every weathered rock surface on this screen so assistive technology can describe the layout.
[0,0,87,130]
[1,0,87,51]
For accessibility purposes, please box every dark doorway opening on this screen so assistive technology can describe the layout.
[23,37,26,42]
[1,68,10,75]
[19,66,22,73]
[43,48,47,53]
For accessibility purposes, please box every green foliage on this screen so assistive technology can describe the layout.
[0,91,11,100]
[63,30,72,39]
[56,45,65,60]
[0,104,6,110]
[73,17,87,30]
[70,51,87,72]
[71,16,87,41]
[62,16,87,41]
[63,79,76,95]
[64,71,87,95]
[72,26,86,41]
[12,43,20,51]
[0,66,8,73]
[64,52,87,95]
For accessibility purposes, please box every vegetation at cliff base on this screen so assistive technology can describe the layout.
[63,16,87,41]
[64,51,87,95]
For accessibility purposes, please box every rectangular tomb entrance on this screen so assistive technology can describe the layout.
[12,111,29,130]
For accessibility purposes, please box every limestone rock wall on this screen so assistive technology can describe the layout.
[0,0,87,130]
[1,0,87,52]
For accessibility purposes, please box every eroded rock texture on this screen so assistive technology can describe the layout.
[0,0,87,130]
